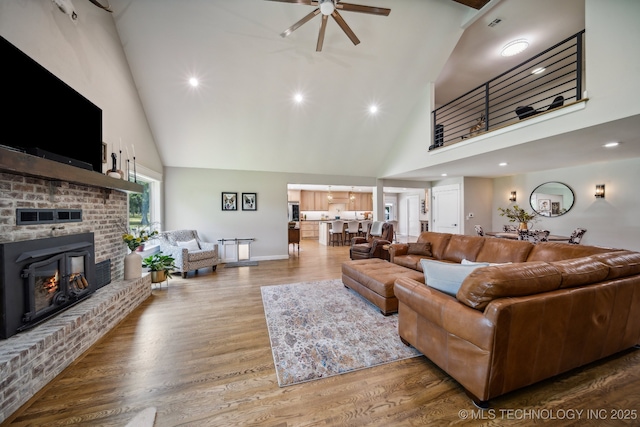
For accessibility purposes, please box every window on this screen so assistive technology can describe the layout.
[385,203,393,221]
[128,166,162,232]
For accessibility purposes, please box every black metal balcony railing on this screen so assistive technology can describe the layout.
[431,30,585,150]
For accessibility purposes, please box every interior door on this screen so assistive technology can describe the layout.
[432,184,460,234]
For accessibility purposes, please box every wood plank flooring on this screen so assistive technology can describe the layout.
[3,240,640,426]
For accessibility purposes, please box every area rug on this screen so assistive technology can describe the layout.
[261,279,422,387]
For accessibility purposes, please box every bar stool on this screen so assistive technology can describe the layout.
[359,221,371,237]
[329,220,344,246]
[345,221,360,245]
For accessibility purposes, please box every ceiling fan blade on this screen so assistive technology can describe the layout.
[316,14,329,51]
[265,0,315,5]
[331,10,360,46]
[337,2,391,16]
[280,8,321,37]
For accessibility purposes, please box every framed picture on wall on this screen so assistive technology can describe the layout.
[222,192,237,211]
[242,193,257,211]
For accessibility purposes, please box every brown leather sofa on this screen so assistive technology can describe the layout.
[349,221,393,260]
[388,231,640,406]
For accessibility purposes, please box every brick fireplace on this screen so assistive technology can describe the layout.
[0,150,152,423]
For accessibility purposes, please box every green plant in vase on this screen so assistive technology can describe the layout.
[142,253,177,283]
[497,204,537,230]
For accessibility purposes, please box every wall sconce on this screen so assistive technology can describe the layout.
[509,191,517,202]
[595,184,605,199]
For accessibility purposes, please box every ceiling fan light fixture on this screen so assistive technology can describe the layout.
[501,39,529,57]
[319,0,335,16]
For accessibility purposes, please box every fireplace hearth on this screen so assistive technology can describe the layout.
[0,233,96,339]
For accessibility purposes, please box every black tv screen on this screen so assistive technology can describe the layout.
[1,36,103,173]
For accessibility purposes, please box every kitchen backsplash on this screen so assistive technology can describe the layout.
[301,209,371,221]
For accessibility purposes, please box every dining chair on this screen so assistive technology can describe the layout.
[519,229,549,243]
[474,225,484,236]
[329,220,345,246]
[386,220,398,242]
[568,228,587,244]
[345,221,361,244]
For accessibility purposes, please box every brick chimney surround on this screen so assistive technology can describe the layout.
[0,149,151,423]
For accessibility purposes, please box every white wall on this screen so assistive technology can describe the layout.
[163,167,379,259]
[493,158,640,251]
[462,177,493,236]
[0,0,162,175]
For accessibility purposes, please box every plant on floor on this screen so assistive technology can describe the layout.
[142,252,176,282]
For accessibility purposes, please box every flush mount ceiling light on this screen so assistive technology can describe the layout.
[501,39,529,57]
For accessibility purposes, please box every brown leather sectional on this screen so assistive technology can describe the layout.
[386,231,640,406]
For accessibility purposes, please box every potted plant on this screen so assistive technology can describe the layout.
[142,253,177,283]
[498,204,537,230]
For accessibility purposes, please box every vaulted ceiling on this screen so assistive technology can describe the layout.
[108,0,639,184]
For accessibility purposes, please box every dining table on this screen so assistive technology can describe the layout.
[484,231,571,242]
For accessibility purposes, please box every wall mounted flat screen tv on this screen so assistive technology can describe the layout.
[1,36,103,173]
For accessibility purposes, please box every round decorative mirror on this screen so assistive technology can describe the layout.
[530,182,575,217]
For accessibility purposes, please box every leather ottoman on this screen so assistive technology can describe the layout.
[342,258,425,315]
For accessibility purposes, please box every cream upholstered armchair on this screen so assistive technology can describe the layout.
[156,230,219,278]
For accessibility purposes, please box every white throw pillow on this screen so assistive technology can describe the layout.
[421,259,489,297]
[176,238,200,251]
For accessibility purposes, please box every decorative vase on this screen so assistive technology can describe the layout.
[150,270,167,283]
[519,222,528,230]
[124,251,142,279]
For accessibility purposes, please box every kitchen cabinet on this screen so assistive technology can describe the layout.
[300,220,319,239]
[299,190,372,211]
[328,191,349,204]
[300,191,315,211]
[287,189,300,202]
[355,193,373,211]
[315,191,329,211]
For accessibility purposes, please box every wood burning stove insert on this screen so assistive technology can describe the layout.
[0,233,96,339]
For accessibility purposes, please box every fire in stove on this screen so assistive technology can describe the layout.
[36,270,60,312]
[0,233,97,339]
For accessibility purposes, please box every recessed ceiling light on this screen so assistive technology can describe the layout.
[188,77,199,87]
[499,162,508,166]
[604,142,619,148]
[294,93,304,104]
[501,39,529,57]
[369,104,379,114]
[441,173,447,177]
[531,67,546,74]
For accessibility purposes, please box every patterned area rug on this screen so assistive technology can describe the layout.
[261,279,422,387]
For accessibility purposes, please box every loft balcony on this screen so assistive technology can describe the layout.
[430,30,586,150]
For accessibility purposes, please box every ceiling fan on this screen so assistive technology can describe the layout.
[267,0,391,52]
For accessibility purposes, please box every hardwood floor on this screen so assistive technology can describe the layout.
[3,239,640,426]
